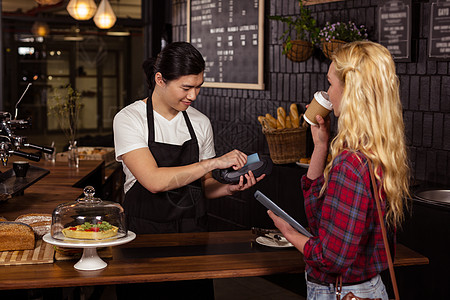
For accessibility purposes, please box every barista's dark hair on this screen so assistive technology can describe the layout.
[142,42,205,90]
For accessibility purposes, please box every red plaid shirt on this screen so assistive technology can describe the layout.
[302,150,389,284]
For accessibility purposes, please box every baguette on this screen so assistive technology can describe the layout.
[285,115,292,128]
[277,107,287,129]
[258,116,272,130]
[257,115,266,126]
[265,113,277,129]
[290,104,300,128]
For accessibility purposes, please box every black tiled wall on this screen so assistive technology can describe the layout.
[172,0,450,185]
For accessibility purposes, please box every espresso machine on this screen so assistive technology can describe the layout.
[0,83,55,199]
[0,112,54,166]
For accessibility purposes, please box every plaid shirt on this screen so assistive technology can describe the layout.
[302,150,389,284]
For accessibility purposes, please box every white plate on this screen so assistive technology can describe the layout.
[295,162,309,168]
[255,236,293,248]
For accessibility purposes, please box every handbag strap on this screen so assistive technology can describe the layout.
[367,160,400,300]
[336,160,400,300]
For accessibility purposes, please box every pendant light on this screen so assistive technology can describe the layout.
[66,0,97,21]
[35,0,62,5]
[31,21,50,37]
[94,0,117,29]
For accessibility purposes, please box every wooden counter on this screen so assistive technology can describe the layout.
[0,160,429,293]
[0,230,429,291]
[0,159,104,220]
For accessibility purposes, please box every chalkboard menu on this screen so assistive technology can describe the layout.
[378,0,411,62]
[429,1,450,59]
[187,0,264,89]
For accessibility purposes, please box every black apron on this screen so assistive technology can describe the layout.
[123,99,208,234]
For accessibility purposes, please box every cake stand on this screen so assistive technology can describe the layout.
[43,231,136,271]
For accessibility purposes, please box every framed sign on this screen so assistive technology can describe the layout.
[429,0,450,59]
[187,0,264,90]
[378,0,411,62]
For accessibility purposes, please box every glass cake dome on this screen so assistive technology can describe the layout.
[51,186,127,242]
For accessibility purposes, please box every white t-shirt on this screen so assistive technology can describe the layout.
[113,100,216,193]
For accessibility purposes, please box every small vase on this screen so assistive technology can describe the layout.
[68,140,79,168]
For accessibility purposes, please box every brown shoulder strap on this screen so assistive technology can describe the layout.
[368,160,400,300]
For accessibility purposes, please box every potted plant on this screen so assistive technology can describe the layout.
[319,21,368,59]
[269,0,319,62]
[48,84,84,167]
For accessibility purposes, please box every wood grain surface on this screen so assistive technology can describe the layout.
[0,159,104,221]
[0,160,429,292]
[0,240,54,266]
[0,230,428,291]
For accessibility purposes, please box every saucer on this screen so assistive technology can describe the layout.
[255,236,293,248]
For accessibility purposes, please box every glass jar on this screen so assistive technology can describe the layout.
[68,140,79,168]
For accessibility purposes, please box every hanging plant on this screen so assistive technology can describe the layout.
[319,21,368,59]
[269,0,319,62]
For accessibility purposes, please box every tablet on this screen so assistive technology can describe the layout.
[254,190,313,238]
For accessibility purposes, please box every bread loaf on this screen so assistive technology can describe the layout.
[277,107,287,129]
[289,104,300,128]
[0,221,35,251]
[265,113,277,129]
[15,213,52,239]
[285,115,292,128]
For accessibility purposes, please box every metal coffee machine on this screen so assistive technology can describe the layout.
[0,112,54,166]
[0,83,54,166]
[0,83,54,199]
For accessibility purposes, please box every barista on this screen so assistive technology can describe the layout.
[113,41,265,235]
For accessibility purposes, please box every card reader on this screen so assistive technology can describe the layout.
[212,153,273,184]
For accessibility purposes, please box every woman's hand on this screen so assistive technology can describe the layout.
[310,114,330,150]
[227,170,266,193]
[306,115,331,180]
[267,210,309,253]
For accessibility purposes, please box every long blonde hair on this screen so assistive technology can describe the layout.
[322,41,410,228]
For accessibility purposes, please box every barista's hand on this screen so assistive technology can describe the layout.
[213,149,248,170]
[227,170,265,193]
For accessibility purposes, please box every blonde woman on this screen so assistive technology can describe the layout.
[268,41,410,300]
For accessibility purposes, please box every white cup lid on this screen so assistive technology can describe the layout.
[314,91,333,110]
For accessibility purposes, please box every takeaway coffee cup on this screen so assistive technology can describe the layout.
[13,161,30,178]
[304,91,333,126]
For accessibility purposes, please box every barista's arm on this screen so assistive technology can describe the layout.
[121,147,248,193]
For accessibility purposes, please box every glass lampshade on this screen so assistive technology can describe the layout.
[66,0,97,21]
[35,0,62,5]
[94,0,117,29]
[31,21,50,37]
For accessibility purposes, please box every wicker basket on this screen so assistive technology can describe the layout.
[284,40,314,62]
[263,127,307,164]
[321,39,347,59]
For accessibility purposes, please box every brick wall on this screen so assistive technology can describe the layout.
[172,0,450,185]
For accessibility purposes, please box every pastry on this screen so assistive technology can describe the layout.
[62,221,118,240]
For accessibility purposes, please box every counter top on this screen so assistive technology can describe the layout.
[0,230,429,291]
[0,159,104,220]
[0,159,429,292]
